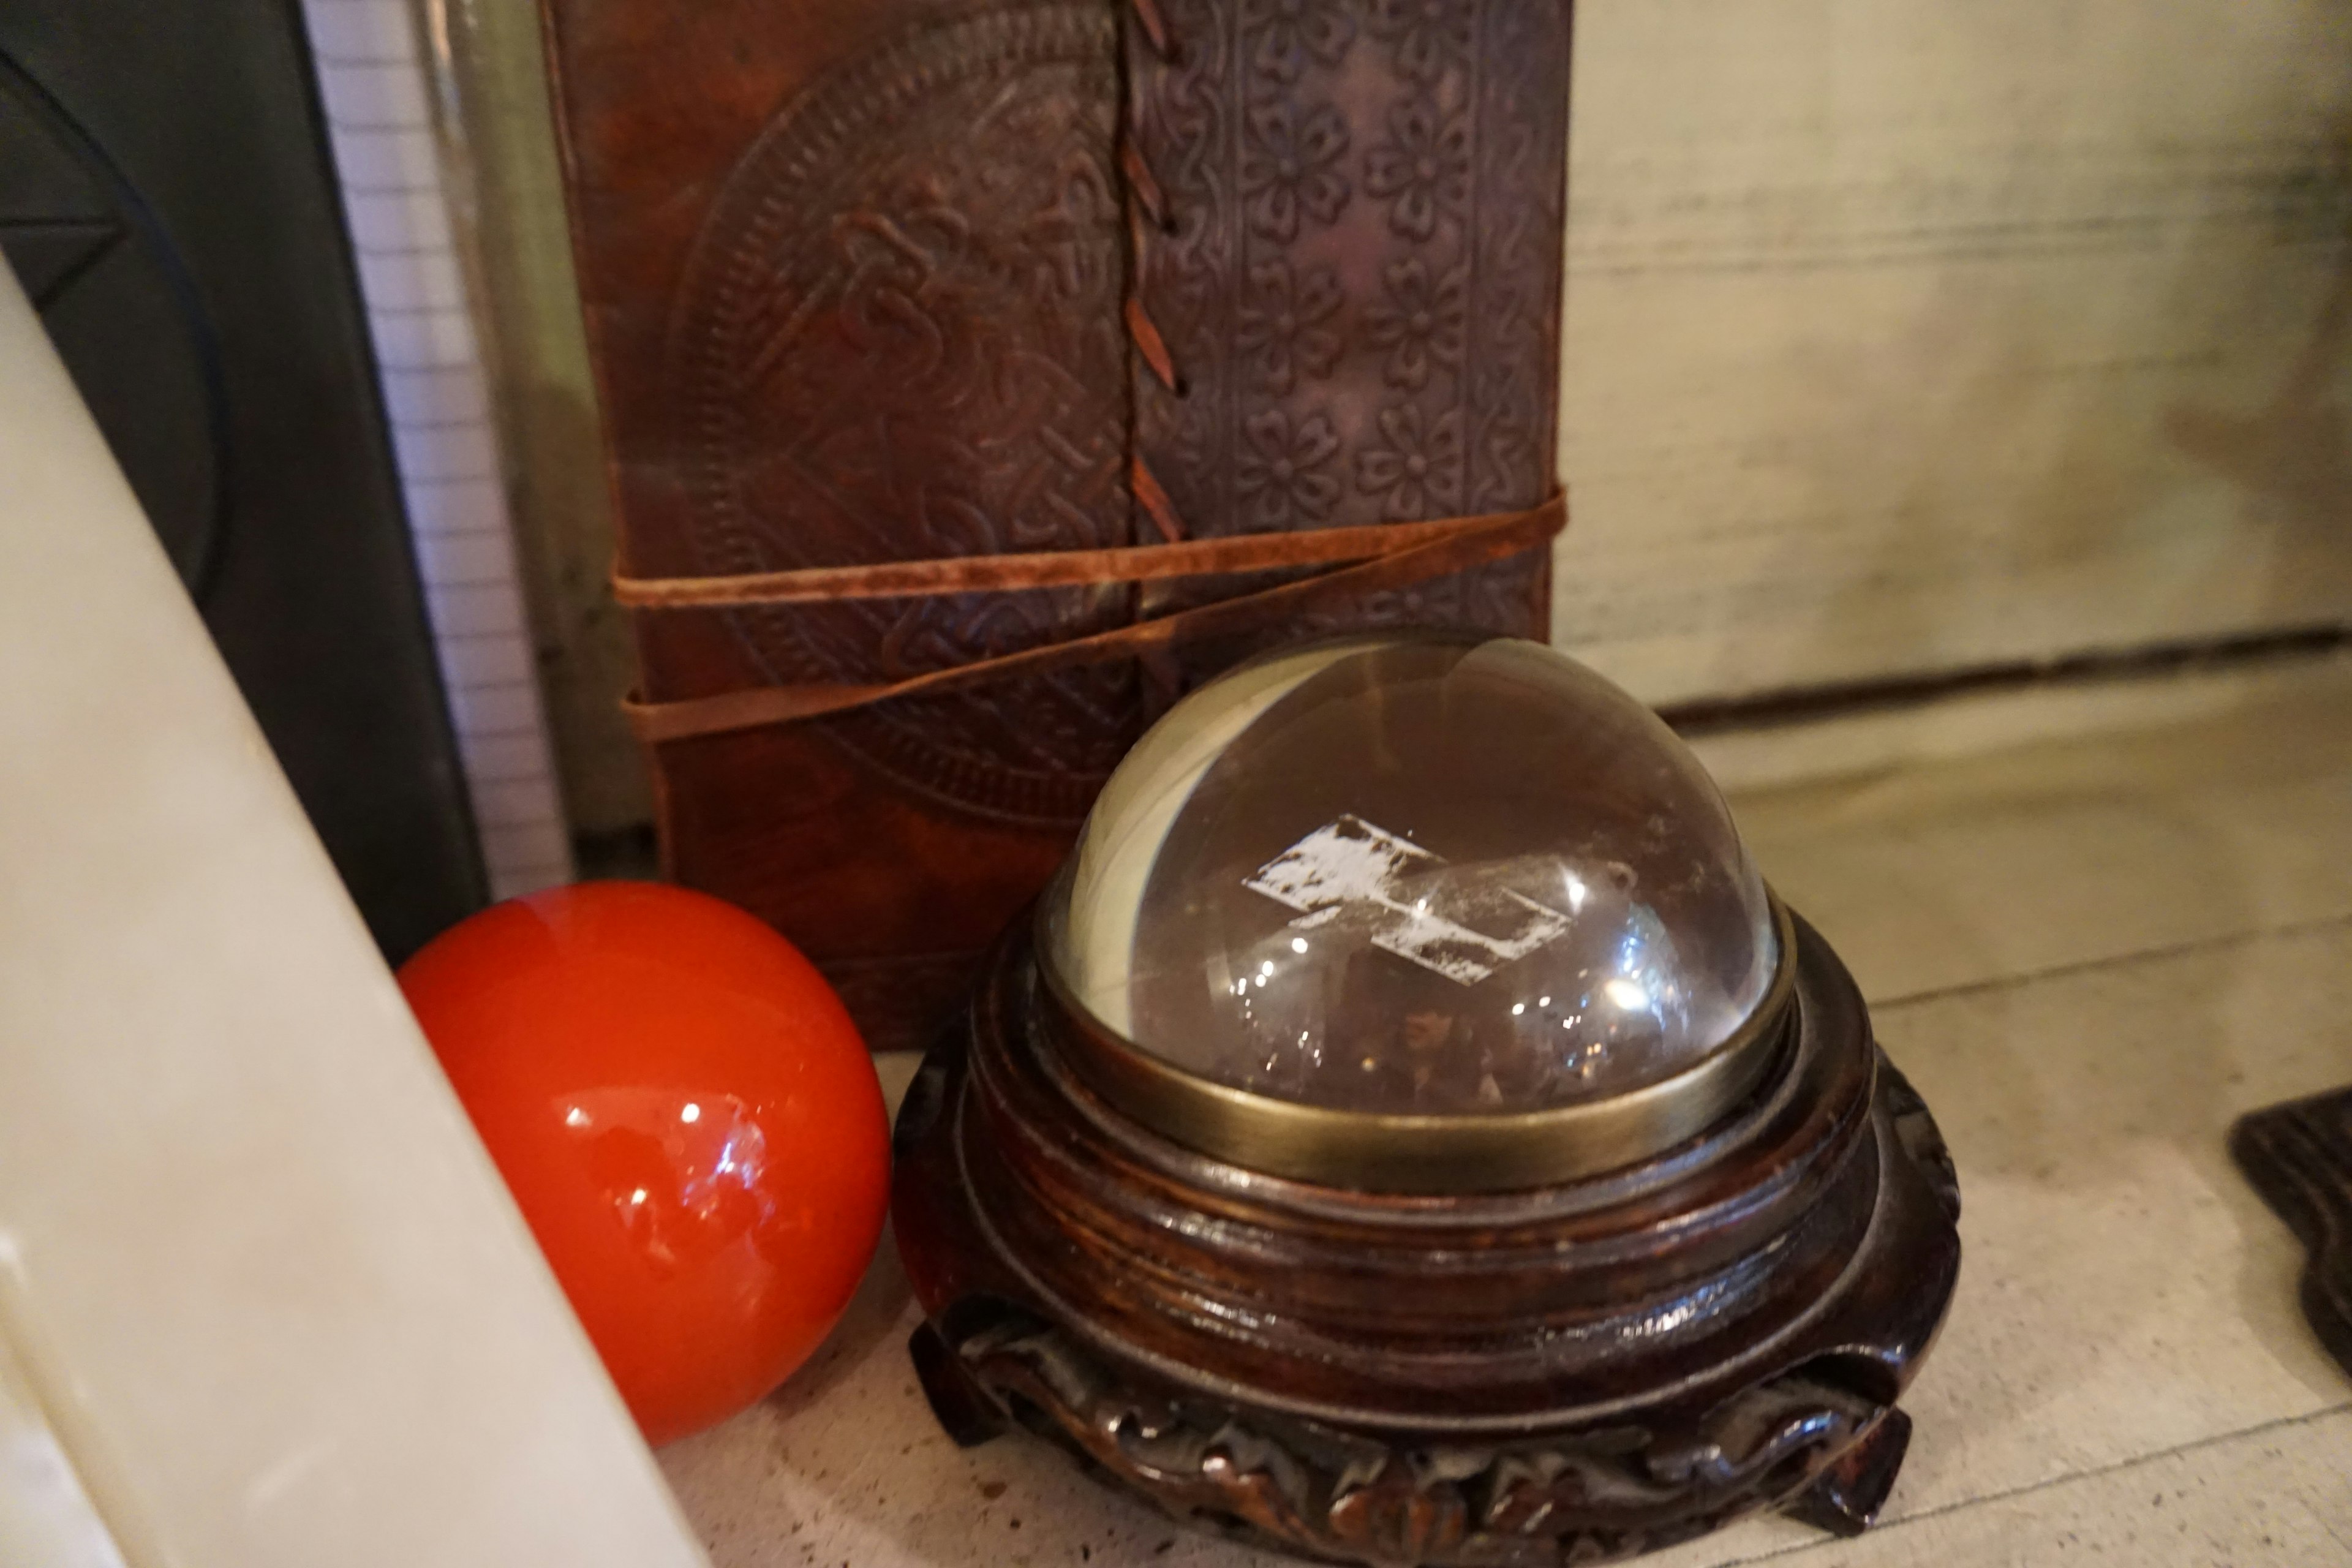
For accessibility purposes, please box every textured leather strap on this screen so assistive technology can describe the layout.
[613,504,1546,609]
[620,491,1562,743]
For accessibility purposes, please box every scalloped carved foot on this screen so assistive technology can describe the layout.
[910,1322,1008,1449]
[1784,1409,1911,1538]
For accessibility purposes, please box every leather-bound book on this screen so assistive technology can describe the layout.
[540,0,1570,1049]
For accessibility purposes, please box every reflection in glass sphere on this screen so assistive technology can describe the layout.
[1042,635,1777,1115]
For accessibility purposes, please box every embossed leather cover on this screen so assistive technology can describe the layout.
[1127,0,1568,677]
[540,0,1568,1050]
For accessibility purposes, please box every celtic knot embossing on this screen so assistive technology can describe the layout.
[671,8,1134,823]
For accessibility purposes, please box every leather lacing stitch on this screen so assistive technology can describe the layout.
[1120,0,1191,549]
[1129,0,1175,58]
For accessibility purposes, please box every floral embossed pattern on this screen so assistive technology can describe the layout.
[1127,0,1568,670]
[1242,100,1352,241]
[1238,409,1344,526]
[1369,0,1474,85]
[1365,98,1471,241]
[1237,259,1345,393]
[1242,0,1356,81]
[1357,403,1463,517]
[1365,257,1466,391]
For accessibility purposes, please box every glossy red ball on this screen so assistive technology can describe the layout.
[398,881,889,1446]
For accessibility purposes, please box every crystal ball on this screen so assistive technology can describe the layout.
[399,882,889,1444]
[1044,635,1776,1115]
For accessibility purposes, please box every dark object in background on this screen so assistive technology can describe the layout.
[539,0,1570,1050]
[2231,1088,2352,1379]
[0,1,484,959]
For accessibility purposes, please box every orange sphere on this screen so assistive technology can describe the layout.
[399,881,888,1446]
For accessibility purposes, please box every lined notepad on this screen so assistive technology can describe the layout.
[302,0,574,900]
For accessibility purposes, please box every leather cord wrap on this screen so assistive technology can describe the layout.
[612,499,1555,609]
[617,491,1565,744]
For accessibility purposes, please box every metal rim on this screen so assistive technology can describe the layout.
[1035,895,1800,1194]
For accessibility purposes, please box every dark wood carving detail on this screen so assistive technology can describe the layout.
[1884,1061,1961,1224]
[2230,1087,2352,1379]
[894,911,1962,1566]
[935,1306,1885,1565]
[670,7,1137,823]
[1784,1409,1912,1539]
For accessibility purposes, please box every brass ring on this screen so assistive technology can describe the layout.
[1037,895,1799,1195]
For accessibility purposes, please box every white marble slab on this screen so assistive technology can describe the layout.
[0,262,704,1568]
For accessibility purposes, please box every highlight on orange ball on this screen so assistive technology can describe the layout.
[398,881,890,1446]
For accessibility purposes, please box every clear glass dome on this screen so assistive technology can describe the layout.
[1042,635,1777,1115]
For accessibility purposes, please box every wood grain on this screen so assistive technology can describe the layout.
[1555,0,2352,706]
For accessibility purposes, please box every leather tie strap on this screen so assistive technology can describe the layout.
[613,502,1552,609]
[617,491,1566,744]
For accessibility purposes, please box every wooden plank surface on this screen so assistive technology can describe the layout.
[1555,0,2352,704]
[1697,653,2352,1004]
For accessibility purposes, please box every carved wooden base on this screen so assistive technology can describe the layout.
[892,913,1962,1566]
[2230,1087,2352,1379]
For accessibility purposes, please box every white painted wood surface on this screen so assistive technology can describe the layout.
[0,266,704,1568]
[654,649,2352,1567]
[1554,0,2352,704]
